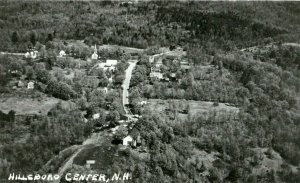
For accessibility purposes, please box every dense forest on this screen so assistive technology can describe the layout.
[1,1,300,51]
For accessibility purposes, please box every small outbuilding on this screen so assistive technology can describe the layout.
[86,160,95,169]
[92,113,100,120]
[17,81,25,88]
[140,101,147,106]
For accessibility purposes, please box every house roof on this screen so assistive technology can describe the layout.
[170,73,176,77]
[92,113,100,119]
[86,160,95,164]
[59,50,66,55]
[123,135,133,141]
[106,60,118,66]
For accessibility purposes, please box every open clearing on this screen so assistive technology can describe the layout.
[98,44,144,54]
[144,99,239,121]
[50,66,86,80]
[0,96,60,115]
[248,148,299,176]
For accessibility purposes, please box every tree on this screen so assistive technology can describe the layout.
[11,31,19,44]
[30,32,37,46]
[46,80,76,100]
[46,33,53,42]
[114,126,128,141]
[107,110,120,123]
[36,69,52,84]
[25,66,35,80]
[114,75,125,85]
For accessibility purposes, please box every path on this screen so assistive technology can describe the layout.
[282,42,300,47]
[54,147,84,183]
[53,131,108,183]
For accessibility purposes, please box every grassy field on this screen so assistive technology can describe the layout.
[144,99,239,122]
[98,44,144,54]
[0,96,60,115]
[50,66,86,80]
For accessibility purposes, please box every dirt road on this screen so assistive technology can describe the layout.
[52,59,139,182]
[0,52,25,56]
[53,131,109,183]
[122,60,138,114]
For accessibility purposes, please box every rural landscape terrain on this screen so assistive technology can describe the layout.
[0,1,300,183]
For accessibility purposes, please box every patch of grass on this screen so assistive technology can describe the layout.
[0,96,60,115]
[73,144,119,171]
[144,99,239,121]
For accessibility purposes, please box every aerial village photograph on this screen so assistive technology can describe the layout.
[0,0,299,182]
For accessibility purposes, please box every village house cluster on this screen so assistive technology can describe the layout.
[149,47,190,81]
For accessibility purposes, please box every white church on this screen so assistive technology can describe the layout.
[91,44,99,60]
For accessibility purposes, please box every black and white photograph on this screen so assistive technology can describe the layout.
[0,0,300,182]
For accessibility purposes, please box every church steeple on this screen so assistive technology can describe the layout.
[91,44,99,60]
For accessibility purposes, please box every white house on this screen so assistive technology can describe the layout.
[105,59,118,71]
[92,113,100,119]
[27,81,34,89]
[170,73,176,78]
[150,72,163,80]
[25,51,38,59]
[102,87,108,94]
[86,160,95,169]
[59,50,66,57]
[149,55,154,63]
[140,101,147,106]
[24,52,30,58]
[106,59,118,66]
[98,60,118,72]
[91,45,98,60]
[123,135,133,146]
[151,66,161,73]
